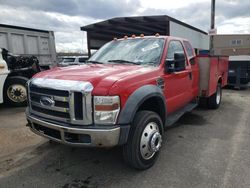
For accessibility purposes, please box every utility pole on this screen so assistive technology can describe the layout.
[210,0,216,55]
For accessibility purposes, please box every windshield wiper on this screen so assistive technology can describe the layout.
[108,59,140,65]
[86,60,103,64]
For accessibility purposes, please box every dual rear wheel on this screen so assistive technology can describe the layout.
[208,83,222,109]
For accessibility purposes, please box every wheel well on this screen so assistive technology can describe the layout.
[137,96,166,125]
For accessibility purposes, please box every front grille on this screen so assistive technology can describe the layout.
[30,92,69,108]
[29,85,70,122]
[28,79,93,125]
[74,92,83,120]
[30,86,69,96]
[31,105,70,119]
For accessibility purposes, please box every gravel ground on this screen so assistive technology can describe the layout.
[0,105,44,158]
[0,89,250,188]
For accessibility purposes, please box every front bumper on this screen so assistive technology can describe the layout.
[26,113,121,147]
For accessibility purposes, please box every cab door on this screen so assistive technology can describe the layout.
[162,40,193,114]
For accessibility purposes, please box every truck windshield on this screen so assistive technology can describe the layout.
[88,38,165,66]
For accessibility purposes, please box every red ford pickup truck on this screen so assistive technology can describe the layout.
[26,36,228,170]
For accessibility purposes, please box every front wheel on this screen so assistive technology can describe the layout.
[122,111,163,170]
[3,76,29,107]
[208,83,222,109]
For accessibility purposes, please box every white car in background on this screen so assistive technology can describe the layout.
[58,56,89,67]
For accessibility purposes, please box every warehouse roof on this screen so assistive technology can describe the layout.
[81,15,207,36]
[81,15,207,55]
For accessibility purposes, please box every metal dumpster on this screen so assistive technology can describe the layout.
[228,56,250,88]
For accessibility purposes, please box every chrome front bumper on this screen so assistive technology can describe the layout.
[26,113,121,147]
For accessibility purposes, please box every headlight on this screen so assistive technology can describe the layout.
[94,96,120,125]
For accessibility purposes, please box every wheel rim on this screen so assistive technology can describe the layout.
[7,84,27,103]
[216,86,221,105]
[140,122,162,160]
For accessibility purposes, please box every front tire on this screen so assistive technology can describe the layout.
[208,83,222,109]
[3,76,28,107]
[122,111,163,170]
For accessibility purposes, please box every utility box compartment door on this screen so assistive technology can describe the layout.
[198,56,228,97]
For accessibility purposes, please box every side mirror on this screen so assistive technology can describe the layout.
[174,52,186,71]
[165,52,186,73]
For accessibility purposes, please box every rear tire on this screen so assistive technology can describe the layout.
[3,76,28,107]
[122,110,163,170]
[208,83,222,109]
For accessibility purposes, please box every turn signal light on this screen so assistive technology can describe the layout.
[95,103,119,111]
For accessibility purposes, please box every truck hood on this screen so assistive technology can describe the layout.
[34,64,156,95]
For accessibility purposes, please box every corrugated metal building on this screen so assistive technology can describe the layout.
[81,15,209,56]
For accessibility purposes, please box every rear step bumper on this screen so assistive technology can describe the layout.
[26,113,120,147]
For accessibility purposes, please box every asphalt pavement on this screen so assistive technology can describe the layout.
[0,89,250,188]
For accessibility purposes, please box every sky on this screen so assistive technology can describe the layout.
[0,0,249,53]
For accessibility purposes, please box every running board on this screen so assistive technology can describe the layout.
[165,102,198,127]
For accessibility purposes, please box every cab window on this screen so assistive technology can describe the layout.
[167,41,186,60]
[183,41,195,58]
[183,41,195,65]
[166,40,187,72]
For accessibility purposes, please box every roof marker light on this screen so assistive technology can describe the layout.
[132,34,136,38]
[113,37,117,41]
[124,35,128,39]
[140,34,144,37]
[155,33,160,37]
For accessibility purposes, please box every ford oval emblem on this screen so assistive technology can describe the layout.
[40,96,55,107]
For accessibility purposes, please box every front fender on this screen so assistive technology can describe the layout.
[117,85,166,125]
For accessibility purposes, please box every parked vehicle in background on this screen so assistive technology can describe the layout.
[26,36,228,170]
[0,49,9,105]
[0,48,41,106]
[57,56,89,67]
[0,24,57,70]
